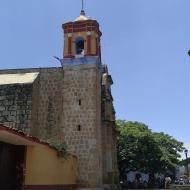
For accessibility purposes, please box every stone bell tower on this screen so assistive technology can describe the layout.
[60,8,118,190]
[62,10,102,59]
[0,4,118,190]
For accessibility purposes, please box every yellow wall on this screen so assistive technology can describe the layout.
[64,31,98,57]
[25,145,77,185]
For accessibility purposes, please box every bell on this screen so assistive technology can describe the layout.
[188,50,190,57]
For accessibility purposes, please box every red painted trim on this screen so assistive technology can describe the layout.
[63,20,99,28]
[23,146,27,187]
[0,124,50,148]
[24,184,76,190]
[96,37,99,56]
[87,35,91,55]
[0,124,77,159]
[62,20,101,36]
[64,28,100,34]
[66,29,71,33]
[68,37,72,56]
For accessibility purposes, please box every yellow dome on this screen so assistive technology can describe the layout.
[75,10,89,21]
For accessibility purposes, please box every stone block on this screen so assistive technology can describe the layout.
[0,106,5,111]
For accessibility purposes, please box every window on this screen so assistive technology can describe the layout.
[75,37,84,55]
[77,125,81,131]
[78,99,81,106]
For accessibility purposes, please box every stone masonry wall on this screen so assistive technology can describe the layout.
[61,63,103,188]
[29,68,64,139]
[101,69,119,185]
[0,67,103,188]
[0,68,64,139]
[0,65,118,189]
[0,83,32,133]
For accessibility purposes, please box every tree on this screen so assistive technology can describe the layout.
[116,120,184,182]
[153,132,184,172]
[180,157,190,165]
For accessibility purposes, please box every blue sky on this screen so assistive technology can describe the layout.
[0,0,190,145]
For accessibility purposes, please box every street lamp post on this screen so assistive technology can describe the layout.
[184,149,189,179]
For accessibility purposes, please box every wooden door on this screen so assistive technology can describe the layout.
[0,142,25,190]
[0,142,17,190]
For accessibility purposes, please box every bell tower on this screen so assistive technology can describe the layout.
[62,10,102,60]
[60,5,119,190]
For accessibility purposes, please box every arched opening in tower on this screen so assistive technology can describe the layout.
[75,37,84,55]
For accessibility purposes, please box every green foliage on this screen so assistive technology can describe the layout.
[48,138,68,158]
[116,120,184,178]
[179,157,190,166]
[153,132,184,171]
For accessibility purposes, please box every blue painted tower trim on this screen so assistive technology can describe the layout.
[61,56,101,67]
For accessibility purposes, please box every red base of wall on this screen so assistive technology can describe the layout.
[24,184,76,190]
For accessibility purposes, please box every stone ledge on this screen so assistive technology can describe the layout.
[171,184,190,190]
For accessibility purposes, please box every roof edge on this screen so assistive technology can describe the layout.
[0,124,77,158]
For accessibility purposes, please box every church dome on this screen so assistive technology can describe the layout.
[75,10,89,21]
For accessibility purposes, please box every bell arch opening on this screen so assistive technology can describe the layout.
[75,37,84,55]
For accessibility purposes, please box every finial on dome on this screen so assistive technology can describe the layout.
[80,0,86,15]
[82,0,84,10]
[75,0,88,21]
[80,9,85,16]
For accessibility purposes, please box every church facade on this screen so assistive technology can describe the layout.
[0,9,118,190]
